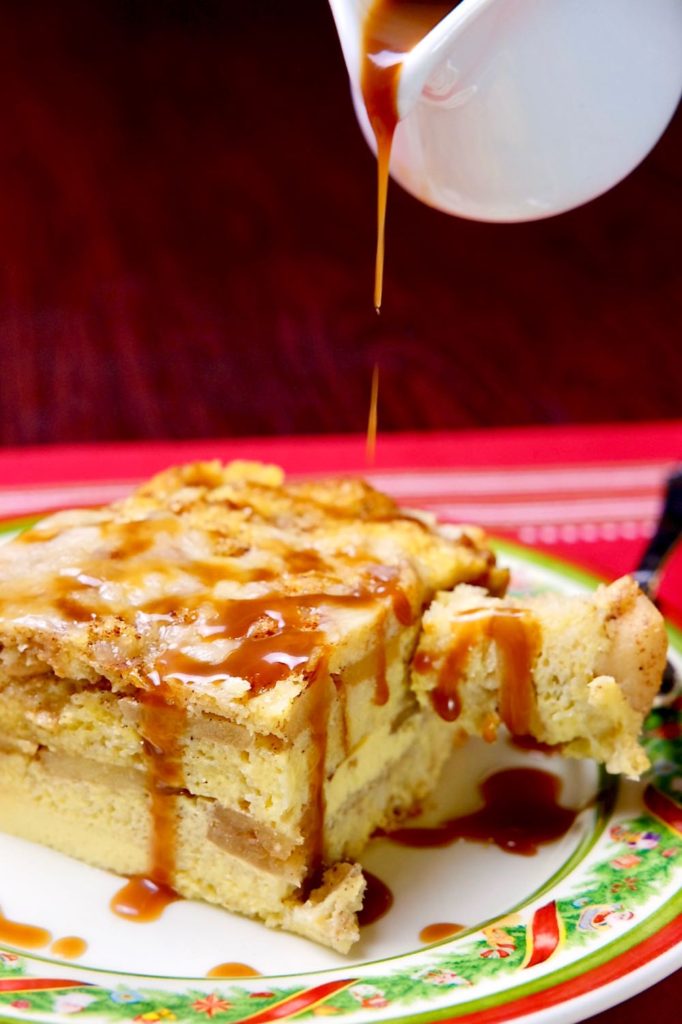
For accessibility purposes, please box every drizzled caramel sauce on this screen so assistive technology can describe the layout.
[510,735,558,755]
[304,656,333,879]
[153,567,413,695]
[358,870,394,926]
[374,611,390,705]
[110,876,180,923]
[206,962,261,978]
[361,1,458,309]
[0,908,51,949]
[425,607,540,735]
[110,682,187,921]
[419,921,464,943]
[157,630,325,695]
[387,767,577,855]
[139,688,187,887]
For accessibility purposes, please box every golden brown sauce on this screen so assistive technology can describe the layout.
[365,565,414,626]
[50,936,88,959]
[427,607,539,735]
[159,631,325,696]
[419,921,465,943]
[305,656,334,879]
[206,962,262,978]
[283,549,329,574]
[413,649,433,673]
[510,735,558,755]
[110,876,181,923]
[105,516,182,558]
[109,683,187,922]
[374,611,390,706]
[0,909,51,949]
[361,1,457,309]
[366,363,380,462]
[387,767,576,855]
[154,567,413,695]
[481,713,499,744]
[358,870,394,926]
[332,672,350,758]
[139,687,187,889]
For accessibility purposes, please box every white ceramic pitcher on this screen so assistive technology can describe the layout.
[329,0,682,221]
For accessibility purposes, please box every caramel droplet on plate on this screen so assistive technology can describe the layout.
[51,936,88,959]
[206,962,261,978]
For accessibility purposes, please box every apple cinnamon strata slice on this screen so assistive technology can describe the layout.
[0,460,502,953]
[0,460,667,952]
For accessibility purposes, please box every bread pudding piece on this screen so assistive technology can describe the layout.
[0,461,506,953]
[411,579,667,777]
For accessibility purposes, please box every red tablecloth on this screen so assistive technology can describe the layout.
[1,422,680,621]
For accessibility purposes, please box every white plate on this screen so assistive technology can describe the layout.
[0,513,680,1024]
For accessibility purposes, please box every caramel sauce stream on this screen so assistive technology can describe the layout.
[366,362,380,463]
[361,1,457,310]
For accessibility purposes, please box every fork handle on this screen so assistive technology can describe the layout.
[632,467,682,601]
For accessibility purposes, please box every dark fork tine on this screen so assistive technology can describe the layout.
[632,467,682,696]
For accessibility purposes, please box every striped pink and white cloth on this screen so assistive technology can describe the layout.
[1,422,680,622]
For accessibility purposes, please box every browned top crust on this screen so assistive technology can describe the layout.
[0,460,503,733]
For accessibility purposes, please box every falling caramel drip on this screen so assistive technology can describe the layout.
[386,768,577,856]
[366,363,379,463]
[428,607,540,735]
[0,908,51,949]
[361,1,456,310]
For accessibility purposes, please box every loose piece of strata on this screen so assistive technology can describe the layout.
[411,579,667,776]
[0,461,505,953]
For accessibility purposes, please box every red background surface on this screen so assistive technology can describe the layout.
[0,1,679,1018]
[0,0,680,446]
